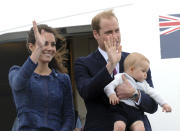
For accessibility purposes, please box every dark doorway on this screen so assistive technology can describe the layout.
[0,42,28,130]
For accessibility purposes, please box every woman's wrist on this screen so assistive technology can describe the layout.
[30,47,42,64]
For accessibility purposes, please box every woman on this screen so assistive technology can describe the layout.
[9,21,74,131]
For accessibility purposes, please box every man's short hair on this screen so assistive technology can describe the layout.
[91,9,118,33]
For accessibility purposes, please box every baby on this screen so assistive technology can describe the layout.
[104,52,172,131]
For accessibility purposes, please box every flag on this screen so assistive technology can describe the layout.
[159,14,180,59]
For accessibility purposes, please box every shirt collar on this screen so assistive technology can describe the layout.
[98,47,120,74]
[98,47,108,62]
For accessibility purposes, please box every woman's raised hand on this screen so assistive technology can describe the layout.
[33,21,45,49]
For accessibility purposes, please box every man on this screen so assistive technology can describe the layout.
[74,10,158,131]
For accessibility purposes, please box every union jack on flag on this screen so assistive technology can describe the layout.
[159,14,180,59]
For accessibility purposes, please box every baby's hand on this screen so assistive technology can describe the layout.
[109,94,119,105]
[162,104,172,112]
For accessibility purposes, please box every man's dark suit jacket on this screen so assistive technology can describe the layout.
[74,49,158,131]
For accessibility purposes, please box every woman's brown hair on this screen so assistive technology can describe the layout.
[27,24,68,73]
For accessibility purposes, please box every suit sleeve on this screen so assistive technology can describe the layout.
[74,57,113,101]
[138,69,158,114]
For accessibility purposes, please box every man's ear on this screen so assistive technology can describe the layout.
[93,30,99,40]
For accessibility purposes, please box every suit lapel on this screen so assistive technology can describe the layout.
[119,52,126,73]
[93,50,126,73]
[94,49,107,68]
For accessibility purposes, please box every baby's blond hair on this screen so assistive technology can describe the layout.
[124,52,149,72]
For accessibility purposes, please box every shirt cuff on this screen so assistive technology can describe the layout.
[135,90,141,105]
